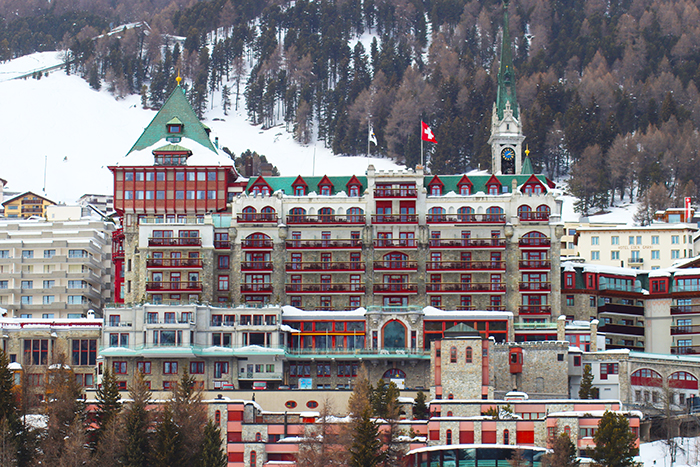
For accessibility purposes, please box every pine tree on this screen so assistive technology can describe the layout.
[592,411,638,467]
[199,420,227,467]
[221,85,231,116]
[171,369,207,467]
[151,406,181,467]
[95,368,122,441]
[579,364,594,399]
[348,369,383,467]
[124,371,151,467]
[412,391,428,420]
[543,432,579,467]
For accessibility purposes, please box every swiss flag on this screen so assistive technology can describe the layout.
[421,121,437,144]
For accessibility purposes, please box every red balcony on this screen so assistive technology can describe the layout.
[671,306,700,315]
[519,260,551,269]
[519,281,551,291]
[426,282,506,293]
[285,239,362,249]
[285,262,365,272]
[240,284,274,294]
[236,213,279,223]
[241,261,274,271]
[426,261,505,271]
[518,212,550,222]
[146,281,202,292]
[519,238,551,247]
[285,283,365,294]
[146,258,203,268]
[428,238,506,248]
[427,213,506,224]
[371,214,418,224]
[671,325,700,335]
[671,345,700,355]
[373,238,417,248]
[286,214,365,225]
[373,283,418,294]
[518,305,552,314]
[374,188,417,198]
[373,261,418,271]
[214,241,231,249]
[241,239,274,249]
[148,237,202,247]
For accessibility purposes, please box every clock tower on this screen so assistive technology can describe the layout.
[488,0,525,175]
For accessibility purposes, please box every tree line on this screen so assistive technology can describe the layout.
[4,0,700,217]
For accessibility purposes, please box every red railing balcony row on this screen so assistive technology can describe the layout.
[373,261,418,270]
[285,239,362,249]
[518,212,550,221]
[374,188,417,198]
[519,238,551,247]
[426,282,506,293]
[236,213,279,223]
[241,261,274,271]
[148,237,202,247]
[373,283,418,293]
[426,261,505,271]
[285,261,365,272]
[146,258,203,268]
[518,305,552,314]
[241,239,275,249]
[285,283,365,293]
[426,214,506,224]
[429,238,507,248]
[519,260,551,269]
[671,325,700,335]
[371,214,418,224]
[214,241,231,249]
[671,305,700,315]
[519,281,551,291]
[286,214,366,225]
[374,239,417,248]
[241,284,273,294]
[145,281,202,291]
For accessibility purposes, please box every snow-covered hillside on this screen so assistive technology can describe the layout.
[0,52,401,204]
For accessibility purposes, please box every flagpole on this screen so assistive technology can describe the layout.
[367,118,371,161]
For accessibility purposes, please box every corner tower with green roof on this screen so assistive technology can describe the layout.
[488,0,526,176]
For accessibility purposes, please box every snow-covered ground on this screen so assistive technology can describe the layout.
[0,51,401,203]
[639,437,700,467]
[559,193,639,224]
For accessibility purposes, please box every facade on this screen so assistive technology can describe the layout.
[2,191,55,219]
[0,215,115,318]
[77,193,115,216]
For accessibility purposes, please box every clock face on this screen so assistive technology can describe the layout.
[501,147,515,161]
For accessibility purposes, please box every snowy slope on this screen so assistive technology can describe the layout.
[639,437,700,467]
[0,52,401,204]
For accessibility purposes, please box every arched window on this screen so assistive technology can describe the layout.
[536,204,550,220]
[466,347,473,363]
[318,207,334,222]
[288,207,306,223]
[347,207,364,222]
[447,411,453,417]
[669,371,699,389]
[245,232,271,248]
[383,321,406,349]
[450,346,457,363]
[459,184,471,195]
[503,429,509,444]
[383,252,408,269]
[521,231,548,246]
[446,429,453,445]
[564,426,570,436]
[382,368,406,379]
[242,206,256,221]
[458,206,475,222]
[215,410,221,424]
[427,207,446,222]
[486,206,504,222]
[250,451,256,467]
[261,206,276,221]
[517,205,531,220]
[255,432,262,442]
[631,369,663,387]
[448,393,454,400]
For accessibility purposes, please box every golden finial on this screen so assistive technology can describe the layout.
[525,144,530,158]
[176,69,182,86]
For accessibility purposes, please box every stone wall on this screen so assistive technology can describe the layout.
[491,341,570,398]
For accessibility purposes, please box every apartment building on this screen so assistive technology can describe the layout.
[0,210,115,318]
[2,191,55,219]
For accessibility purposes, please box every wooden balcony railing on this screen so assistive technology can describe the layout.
[145,281,202,291]
[426,213,507,224]
[374,188,417,198]
[519,281,551,291]
[285,262,365,272]
[518,305,552,314]
[426,282,506,293]
[286,214,366,225]
[285,239,362,249]
[428,238,506,248]
[285,283,365,293]
[241,261,274,271]
[373,284,418,293]
[371,214,418,224]
[214,240,231,249]
[518,212,550,221]
[240,284,274,293]
[148,237,202,247]
[373,261,418,270]
[426,261,505,271]
[671,305,700,315]
[519,238,551,247]
[671,325,700,335]
[519,260,551,269]
[241,239,274,249]
[146,258,203,268]
[236,213,278,223]
[374,239,417,248]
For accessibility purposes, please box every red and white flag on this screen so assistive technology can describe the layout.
[421,121,437,144]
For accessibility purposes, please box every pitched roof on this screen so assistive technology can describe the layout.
[2,191,55,206]
[246,176,368,195]
[521,157,534,175]
[444,323,481,338]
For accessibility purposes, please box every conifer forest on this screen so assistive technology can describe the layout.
[1,0,700,215]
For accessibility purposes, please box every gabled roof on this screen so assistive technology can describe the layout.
[444,323,481,338]
[457,175,473,187]
[245,176,367,195]
[521,157,533,175]
[2,191,55,207]
[317,175,334,189]
[427,175,444,187]
[153,144,191,153]
[292,175,308,187]
[520,174,547,192]
[485,174,502,187]
[346,175,362,187]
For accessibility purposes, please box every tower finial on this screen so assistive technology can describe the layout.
[525,145,530,158]
[176,69,182,86]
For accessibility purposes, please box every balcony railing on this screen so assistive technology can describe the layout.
[519,238,551,247]
[428,238,507,248]
[286,214,366,225]
[519,260,551,269]
[240,284,274,293]
[371,214,418,224]
[518,305,552,314]
[426,261,505,271]
[285,239,362,249]
[214,240,231,249]
[236,213,279,223]
[518,212,550,222]
[599,324,645,336]
[671,305,700,315]
[425,213,505,224]
[374,188,417,198]
[286,261,364,272]
[145,281,202,291]
[519,281,551,291]
[148,237,202,247]
[373,261,418,270]
[426,282,506,293]
[671,325,700,335]
[285,283,365,293]
[146,258,203,268]
[373,284,418,293]
[241,261,274,271]
[671,346,700,355]
[374,239,417,248]
[241,239,274,249]
[598,303,644,316]
[628,257,643,264]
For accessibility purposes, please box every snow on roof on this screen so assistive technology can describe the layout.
[22,414,48,429]
[582,264,639,276]
[547,409,643,419]
[114,138,233,167]
[398,396,415,404]
[407,444,549,456]
[281,305,367,319]
[299,411,320,418]
[422,307,513,320]
[670,268,700,277]
[280,324,300,333]
[8,362,22,370]
[648,269,672,277]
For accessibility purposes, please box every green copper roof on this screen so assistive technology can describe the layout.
[166,117,183,125]
[521,157,533,174]
[247,176,368,195]
[496,0,518,120]
[127,86,217,154]
[154,144,191,153]
[424,174,547,193]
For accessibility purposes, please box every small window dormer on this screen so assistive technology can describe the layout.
[457,175,473,195]
[485,175,502,195]
[318,175,334,196]
[346,175,363,197]
[427,175,444,196]
[153,144,190,166]
[167,117,183,134]
[292,175,308,196]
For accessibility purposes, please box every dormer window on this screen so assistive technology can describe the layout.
[166,117,183,134]
[294,186,306,196]
[460,185,471,195]
[320,186,331,196]
[154,153,188,166]
[431,185,442,196]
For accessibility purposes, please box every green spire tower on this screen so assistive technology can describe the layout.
[496,0,518,120]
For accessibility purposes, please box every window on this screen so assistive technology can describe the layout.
[218,275,229,291]
[21,281,32,289]
[600,363,619,379]
[21,296,32,305]
[163,362,178,374]
[137,361,151,374]
[566,295,574,306]
[652,236,659,244]
[611,236,619,245]
[672,235,680,244]
[214,362,229,378]
[72,339,97,366]
[22,251,33,259]
[68,296,84,304]
[43,296,54,304]
[113,362,127,374]
[450,346,457,363]
[24,339,48,365]
[68,249,88,258]
[190,362,205,374]
[651,250,660,260]
[672,250,680,259]
[611,251,619,260]
[466,347,472,363]
[218,255,230,269]
[591,251,600,261]
[591,236,599,245]
[44,249,55,258]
